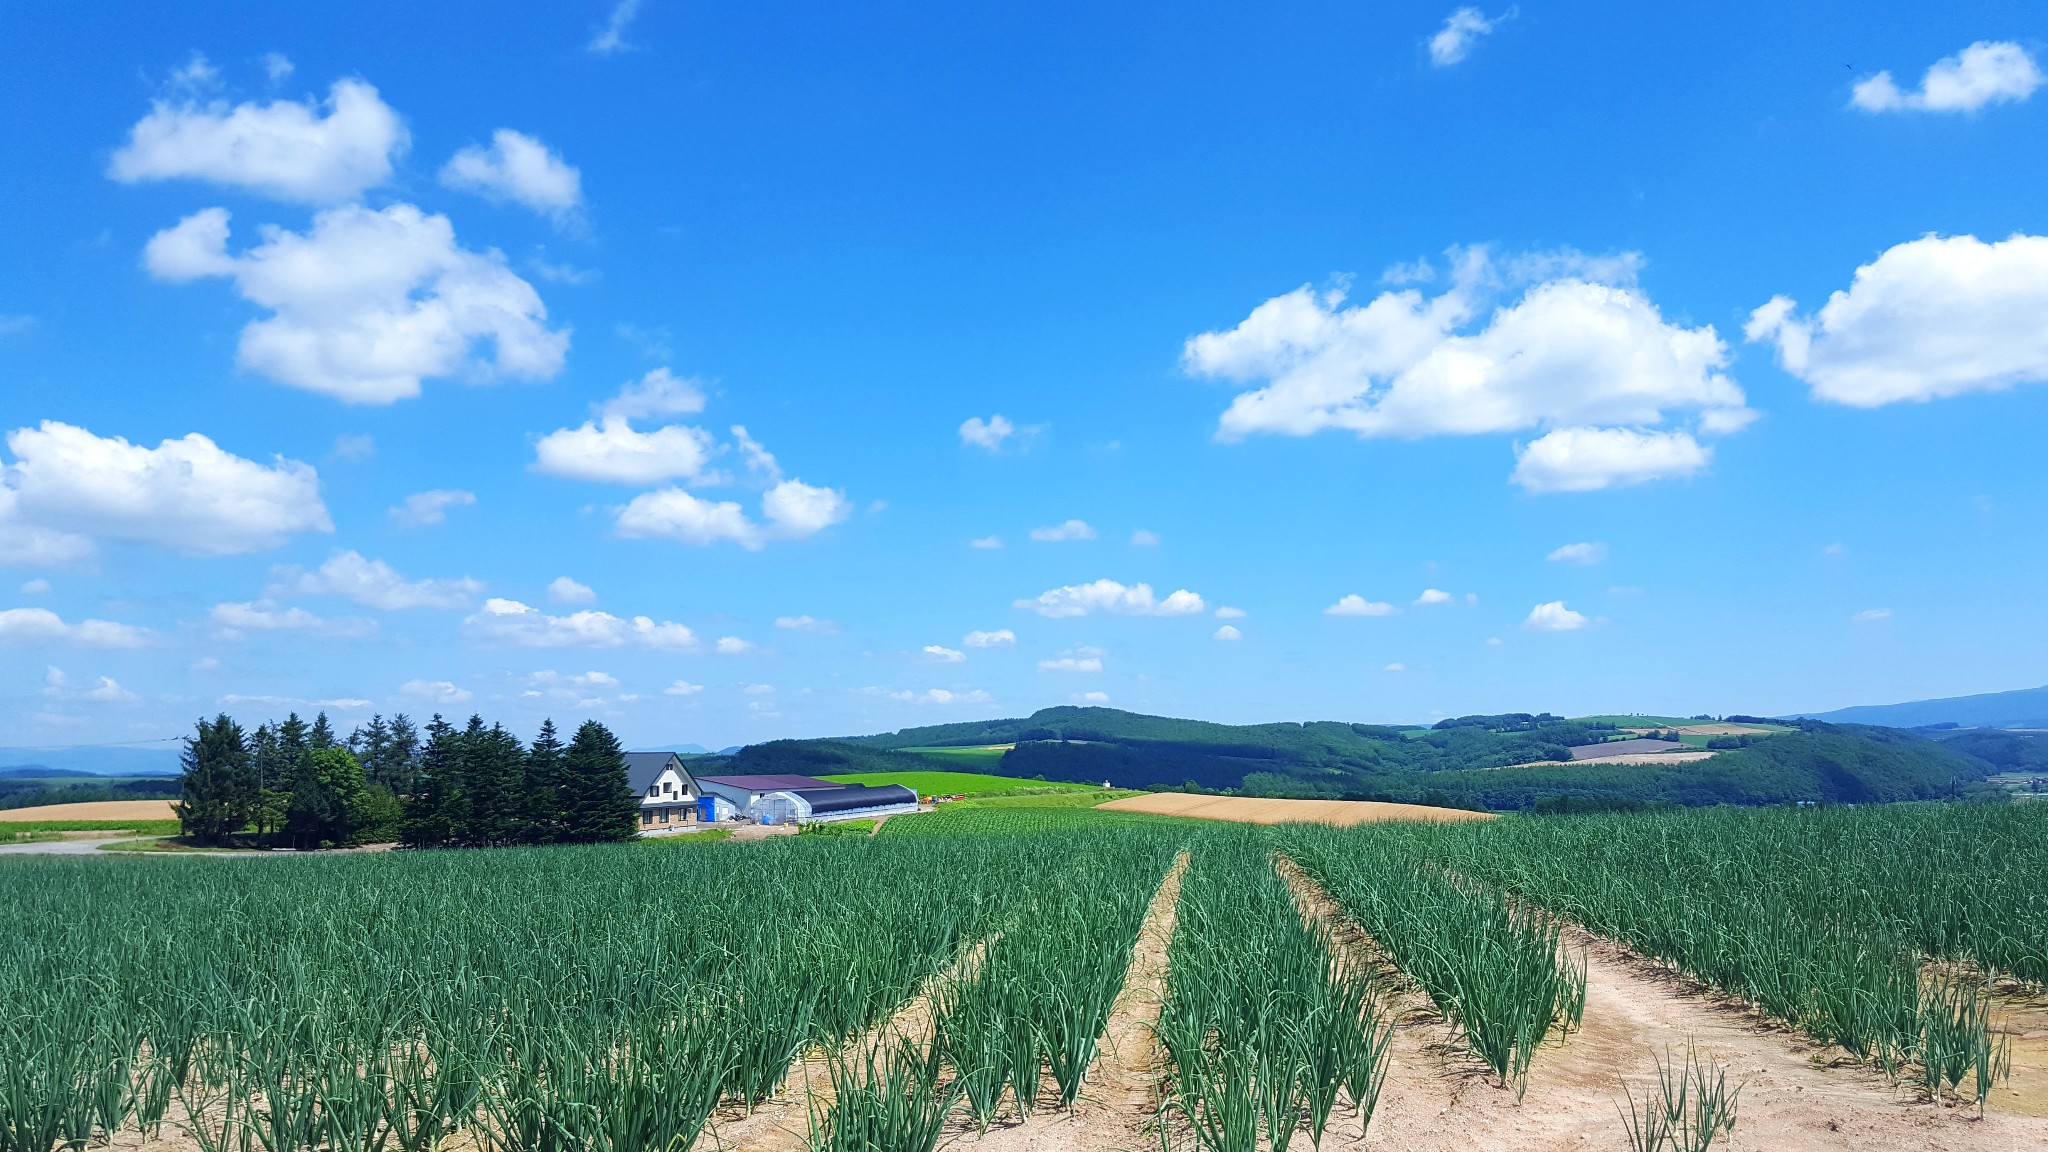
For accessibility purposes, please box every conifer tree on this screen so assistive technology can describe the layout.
[308,712,336,750]
[385,713,421,794]
[561,720,637,842]
[249,722,289,840]
[401,715,467,848]
[524,719,567,845]
[174,714,255,845]
[460,720,526,846]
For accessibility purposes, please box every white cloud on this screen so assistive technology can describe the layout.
[1852,41,2042,114]
[1414,588,1453,605]
[776,614,838,633]
[1213,606,1247,619]
[743,683,775,695]
[145,204,567,404]
[715,636,754,655]
[0,421,329,559]
[548,576,596,604]
[43,666,65,689]
[922,644,966,663]
[1130,529,1161,547]
[1513,427,1709,493]
[1213,624,1243,641]
[963,628,1016,648]
[762,479,852,537]
[1853,607,1894,623]
[1040,646,1106,673]
[210,600,375,639]
[1030,519,1097,542]
[389,488,475,527]
[1077,691,1110,704]
[400,679,472,705]
[969,535,1004,550]
[0,608,149,649]
[262,53,294,84]
[588,0,644,54]
[600,368,706,420]
[891,687,992,705]
[664,680,703,696]
[534,418,715,484]
[87,676,137,703]
[271,550,482,610]
[463,597,697,650]
[732,425,781,479]
[614,488,760,547]
[1746,233,2048,408]
[1523,601,1589,631]
[109,78,406,203]
[1325,595,1396,617]
[959,414,1014,450]
[1429,7,1512,67]
[1016,579,1205,618]
[1185,250,1748,489]
[332,434,375,460]
[1547,541,1608,565]
[19,579,51,595]
[1383,662,1406,673]
[439,129,583,222]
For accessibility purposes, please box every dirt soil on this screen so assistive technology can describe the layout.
[1274,856,2048,1152]
[0,799,176,822]
[1096,793,1493,826]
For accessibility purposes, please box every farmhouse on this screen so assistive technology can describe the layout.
[696,773,920,825]
[624,752,702,830]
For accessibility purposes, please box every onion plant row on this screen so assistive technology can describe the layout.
[1157,830,1394,1152]
[0,831,1164,1152]
[1346,802,2047,1104]
[1282,825,1586,1094]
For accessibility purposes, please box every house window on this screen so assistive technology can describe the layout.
[659,808,670,823]
[640,811,652,826]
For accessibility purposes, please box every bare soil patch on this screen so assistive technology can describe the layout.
[0,799,176,822]
[1096,793,1492,826]
[1274,857,2048,1151]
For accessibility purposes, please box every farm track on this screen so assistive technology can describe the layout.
[1275,855,2048,1151]
[947,849,1189,1152]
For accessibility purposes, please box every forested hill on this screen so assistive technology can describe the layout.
[708,706,2006,812]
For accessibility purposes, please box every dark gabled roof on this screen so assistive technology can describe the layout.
[624,751,696,794]
[785,783,918,815]
[698,773,836,792]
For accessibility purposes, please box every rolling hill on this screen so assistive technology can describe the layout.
[1789,684,2048,730]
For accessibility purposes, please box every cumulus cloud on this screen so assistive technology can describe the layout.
[922,644,966,663]
[615,479,850,549]
[534,418,715,484]
[891,687,991,705]
[19,579,50,595]
[587,0,644,54]
[1852,41,2042,114]
[664,680,703,696]
[1523,601,1589,631]
[1015,579,1205,618]
[109,78,406,202]
[776,614,837,633]
[1415,588,1453,605]
[1030,519,1097,542]
[1547,541,1608,565]
[959,414,1014,451]
[0,420,329,560]
[1213,606,1247,619]
[1746,233,2048,408]
[1185,250,1749,489]
[969,535,1004,550]
[1130,529,1161,547]
[548,576,596,604]
[1512,427,1710,493]
[86,676,137,703]
[1383,662,1406,673]
[1214,624,1243,641]
[389,488,475,527]
[1076,690,1110,704]
[1429,7,1512,67]
[400,679,472,704]
[145,204,567,404]
[463,597,696,650]
[1325,595,1396,617]
[715,636,755,655]
[600,368,706,420]
[1040,646,1106,673]
[963,629,1016,648]
[439,130,583,222]
[210,600,375,639]
[762,479,853,537]
[270,551,482,610]
[0,608,149,649]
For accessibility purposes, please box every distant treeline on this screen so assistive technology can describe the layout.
[0,776,179,811]
[177,711,638,849]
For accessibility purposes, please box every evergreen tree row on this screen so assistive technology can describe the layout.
[176,711,635,849]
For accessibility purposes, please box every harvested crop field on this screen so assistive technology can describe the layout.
[1094,792,1491,825]
[0,799,177,822]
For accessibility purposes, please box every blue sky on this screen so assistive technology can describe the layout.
[3,1,2046,751]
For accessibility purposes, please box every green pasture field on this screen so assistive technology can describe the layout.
[818,768,1098,796]
[893,744,1014,765]
[0,818,180,843]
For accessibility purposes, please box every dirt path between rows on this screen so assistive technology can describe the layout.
[949,849,1190,1152]
[1275,856,2048,1152]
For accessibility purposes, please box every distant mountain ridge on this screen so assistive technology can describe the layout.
[1789,685,2048,730]
[0,745,181,777]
